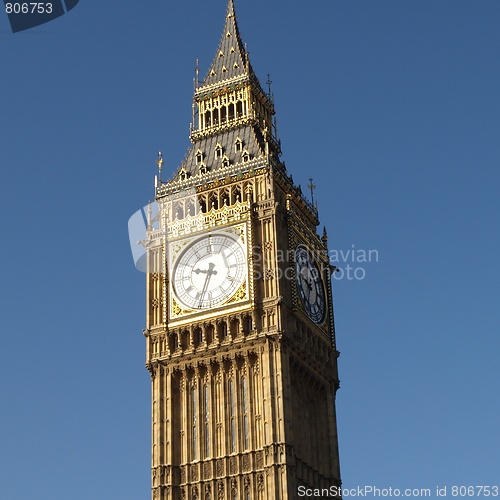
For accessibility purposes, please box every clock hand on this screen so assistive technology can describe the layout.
[199,262,217,306]
[194,266,218,275]
[300,274,311,300]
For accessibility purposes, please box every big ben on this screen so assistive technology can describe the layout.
[143,1,342,498]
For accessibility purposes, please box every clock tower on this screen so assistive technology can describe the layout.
[143,1,342,499]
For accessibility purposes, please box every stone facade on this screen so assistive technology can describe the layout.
[143,1,341,498]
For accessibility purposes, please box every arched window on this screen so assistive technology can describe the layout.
[236,101,243,117]
[204,385,210,457]
[169,333,178,352]
[181,330,189,350]
[205,324,214,344]
[200,196,207,213]
[218,321,227,340]
[228,379,236,453]
[242,377,249,450]
[195,150,203,164]
[209,193,218,210]
[214,144,223,159]
[232,186,241,203]
[193,327,202,346]
[174,202,184,220]
[179,167,189,181]
[191,386,198,460]
[230,318,239,338]
[243,315,252,335]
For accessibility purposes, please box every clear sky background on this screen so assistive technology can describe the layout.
[1,1,499,498]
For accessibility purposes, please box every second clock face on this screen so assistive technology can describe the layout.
[172,233,247,310]
[295,245,326,324]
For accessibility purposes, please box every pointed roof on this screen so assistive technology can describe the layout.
[166,0,282,185]
[201,0,256,87]
[181,124,267,177]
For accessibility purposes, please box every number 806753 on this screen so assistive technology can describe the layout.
[5,3,53,14]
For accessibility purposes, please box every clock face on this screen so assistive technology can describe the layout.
[172,232,247,310]
[295,245,326,324]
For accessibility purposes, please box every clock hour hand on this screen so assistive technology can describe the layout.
[194,266,218,275]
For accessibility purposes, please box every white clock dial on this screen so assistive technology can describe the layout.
[172,232,247,310]
[295,245,326,324]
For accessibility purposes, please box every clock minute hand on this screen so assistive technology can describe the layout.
[300,273,311,300]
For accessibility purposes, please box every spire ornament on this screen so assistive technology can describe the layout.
[266,74,274,103]
[322,226,328,246]
[156,151,164,182]
[307,177,317,207]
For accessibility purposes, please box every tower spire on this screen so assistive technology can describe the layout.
[200,0,256,87]
[180,0,280,178]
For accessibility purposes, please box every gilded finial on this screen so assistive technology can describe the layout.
[195,59,199,89]
[156,151,164,181]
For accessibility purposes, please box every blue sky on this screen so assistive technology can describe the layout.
[1,1,499,498]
